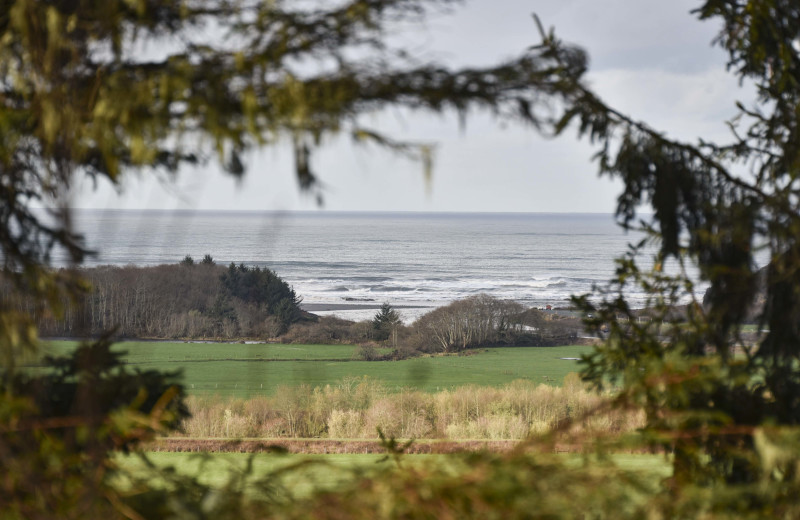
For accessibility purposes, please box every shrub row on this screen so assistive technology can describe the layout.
[178,374,644,440]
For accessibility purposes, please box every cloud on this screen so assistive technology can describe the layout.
[533,0,726,73]
[588,66,750,143]
[74,0,748,214]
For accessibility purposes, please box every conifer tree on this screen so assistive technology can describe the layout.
[533,0,800,494]
[372,301,401,342]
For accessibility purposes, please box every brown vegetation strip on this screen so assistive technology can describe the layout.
[149,438,522,454]
[147,438,659,454]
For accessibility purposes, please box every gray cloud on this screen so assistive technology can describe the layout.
[76,0,746,214]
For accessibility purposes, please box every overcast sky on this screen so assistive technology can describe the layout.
[73,0,747,214]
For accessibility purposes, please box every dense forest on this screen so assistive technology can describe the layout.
[4,259,305,339]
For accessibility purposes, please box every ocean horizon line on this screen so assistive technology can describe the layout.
[64,208,625,219]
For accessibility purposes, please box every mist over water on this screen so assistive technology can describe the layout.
[60,210,700,320]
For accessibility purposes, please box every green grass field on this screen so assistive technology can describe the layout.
[41,341,380,362]
[115,452,392,498]
[116,451,671,498]
[42,341,593,397]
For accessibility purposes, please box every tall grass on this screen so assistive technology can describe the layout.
[179,374,643,440]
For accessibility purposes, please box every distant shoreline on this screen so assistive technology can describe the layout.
[300,303,428,312]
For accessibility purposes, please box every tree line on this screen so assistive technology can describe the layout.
[284,295,581,357]
[0,260,581,348]
[5,259,305,339]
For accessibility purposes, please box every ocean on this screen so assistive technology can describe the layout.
[60,210,680,323]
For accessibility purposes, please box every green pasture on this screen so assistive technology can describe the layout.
[42,341,593,398]
[115,451,671,498]
[114,452,393,498]
[41,341,375,362]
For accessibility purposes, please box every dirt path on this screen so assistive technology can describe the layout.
[147,438,658,454]
[149,438,521,454]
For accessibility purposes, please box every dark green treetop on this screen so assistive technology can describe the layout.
[372,301,401,341]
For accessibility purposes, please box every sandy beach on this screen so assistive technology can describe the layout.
[300,303,427,312]
[300,302,431,324]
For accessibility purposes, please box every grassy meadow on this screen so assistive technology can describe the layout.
[42,341,593,398]
[67,340,652,496]
[114,452,396,498]
[115,451,672,498]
